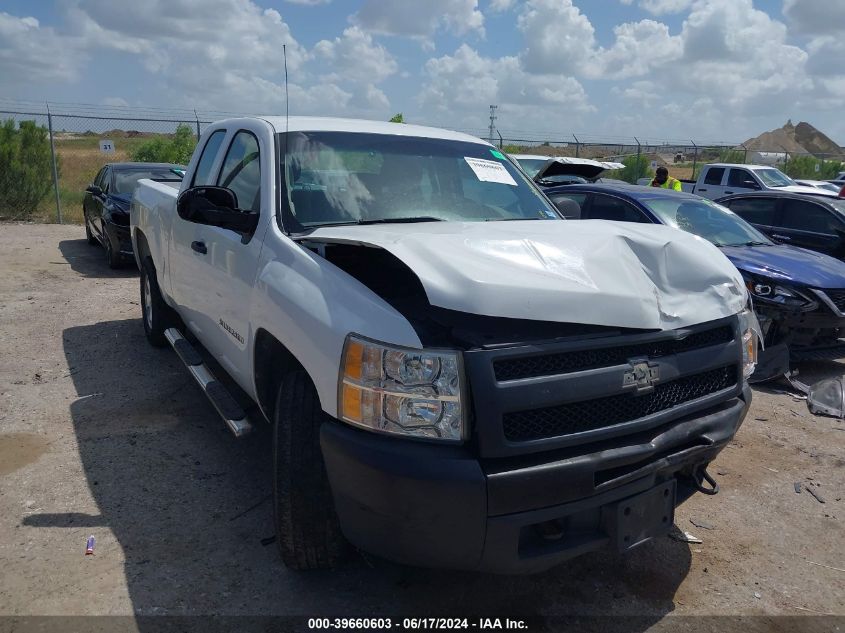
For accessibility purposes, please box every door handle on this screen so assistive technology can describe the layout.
[191,240,207,254]
[697,188,707,192]
[771,234,792,241]
[724,190,734,194]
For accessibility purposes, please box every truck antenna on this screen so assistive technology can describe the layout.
[283,44,289,135]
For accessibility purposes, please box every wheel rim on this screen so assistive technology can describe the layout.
[143,274,153,330]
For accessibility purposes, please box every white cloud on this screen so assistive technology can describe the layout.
[517,0,596,75]
[418,44,592,131]
[51,0,394,117]
[489,0,515,11]
[595,19,682,78]
[783,0,845,36]
[314,26,397,84]
[353,0,484,41]
[638,0,692,15]
[0,12,85,87]
[284,0,331,4]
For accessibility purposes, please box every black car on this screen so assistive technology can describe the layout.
[84,163,184,267]
[716,191,845,260]
[544,183,845,380]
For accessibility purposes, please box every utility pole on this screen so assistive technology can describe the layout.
[46,102,62,224]
[488,105,497,144]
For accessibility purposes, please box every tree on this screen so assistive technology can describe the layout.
[131,124,197,164]
[782,155,844,180]
[0,119,55,220]
[607,155,654,184]
[389,113,404,123]
[718,148,746,164]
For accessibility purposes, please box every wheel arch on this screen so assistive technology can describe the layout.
[253,328,311,423]
[133,228,150,270]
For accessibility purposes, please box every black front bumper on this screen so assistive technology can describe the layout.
[320,384,750,574]
[104,216,134,257]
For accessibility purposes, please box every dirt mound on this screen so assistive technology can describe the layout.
[744,120,844,159]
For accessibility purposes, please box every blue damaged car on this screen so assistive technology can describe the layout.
[544,183,845,381]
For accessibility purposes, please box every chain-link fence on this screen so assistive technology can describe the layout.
[1,101,843,223]
[0,103,217,223]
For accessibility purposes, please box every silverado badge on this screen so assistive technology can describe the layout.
[623,359,660,394]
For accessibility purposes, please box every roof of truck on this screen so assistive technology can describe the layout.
[704,163,772,170]
[223,116,491,145]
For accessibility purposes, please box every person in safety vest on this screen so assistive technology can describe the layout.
[650,166,682,191]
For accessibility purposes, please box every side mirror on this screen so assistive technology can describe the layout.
[743,181,761,190]
[176,186,259,235]
[86,185,103,197]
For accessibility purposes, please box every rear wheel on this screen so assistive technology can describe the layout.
[140,258,171,348]
[272,370,344,569]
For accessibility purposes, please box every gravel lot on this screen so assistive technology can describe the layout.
[0,224,843,629]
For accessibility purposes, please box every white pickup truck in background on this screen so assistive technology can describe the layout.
[640,163,838,199]
[131,116,756,573]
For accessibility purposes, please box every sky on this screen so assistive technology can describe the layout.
[1,0,843,145]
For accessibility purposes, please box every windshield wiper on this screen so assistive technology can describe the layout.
[355,216,444,225]
[307,216,444,228]
[485,217,546,221]
[723,241,771,247]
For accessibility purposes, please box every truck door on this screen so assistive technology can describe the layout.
[169,129,228,336]
[176,129,267,387]
[725,168,762,196]
[694,166,726,199]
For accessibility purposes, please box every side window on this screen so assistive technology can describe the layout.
[192,130,226,187]
[93,167,107,188]
[728,169,757,188]
[550,193,587,219]
[217,131,261,212]
[100,168,111,194]
[781,200,842,234]
[704,168,725,186]
[727,198,778,225]
[587,194,648,223]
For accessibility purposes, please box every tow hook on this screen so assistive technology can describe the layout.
[691,466,720,495]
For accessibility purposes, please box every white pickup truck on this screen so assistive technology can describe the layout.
[644,163,839,199]
[131,116,756,573]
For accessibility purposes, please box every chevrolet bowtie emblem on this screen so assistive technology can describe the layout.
[623,358,660,394]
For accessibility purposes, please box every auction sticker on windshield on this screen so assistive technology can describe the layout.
[464,157,517,186]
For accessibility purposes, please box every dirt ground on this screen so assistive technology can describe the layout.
[0,224,843,629]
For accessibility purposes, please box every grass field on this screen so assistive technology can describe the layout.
[32,134,155,224]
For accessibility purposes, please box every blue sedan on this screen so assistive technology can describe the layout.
[544,183,845,381]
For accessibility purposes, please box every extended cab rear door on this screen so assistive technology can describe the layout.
[169,123,271,388]
[694,166,727,200]
[724,168,763,196]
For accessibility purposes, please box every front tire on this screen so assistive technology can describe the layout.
[85,220,97,246]
[272,370,344,569]
[105,232,122,269]
[140,258,171,348]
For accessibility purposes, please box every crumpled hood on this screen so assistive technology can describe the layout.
[721,244,845,288]
[305,220,747,330]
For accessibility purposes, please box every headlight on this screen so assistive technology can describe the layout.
[744,278,817,310]
[338,335,465,442]
[738,308,759,380]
